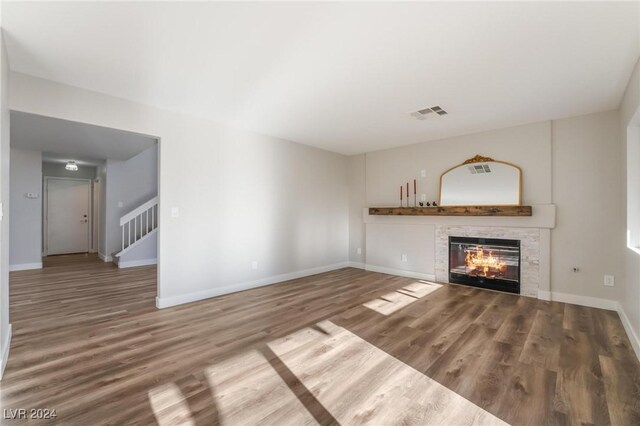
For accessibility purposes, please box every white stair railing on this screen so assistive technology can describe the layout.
[120,196,158,252]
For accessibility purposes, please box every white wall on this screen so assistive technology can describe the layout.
[356,111,627,306]
[361,122,553,277]
[117,231,157,267]
[9,73,350,307]
[9,148,42,269]
[365,121,552,207]
[348,154,366,265]
[97,164,107,257]
[105,144,157,258]
[621,57,640,356]
[551,110,624,301]
[0,25,11,378]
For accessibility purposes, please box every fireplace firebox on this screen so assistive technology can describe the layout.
[449,236,521,294]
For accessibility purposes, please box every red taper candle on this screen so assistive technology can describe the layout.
[406,182,409,198]
[414,179,417,194]
[400,185,403,201]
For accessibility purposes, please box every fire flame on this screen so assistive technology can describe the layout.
[465,246,506,276]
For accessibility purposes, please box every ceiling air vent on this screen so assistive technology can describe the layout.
[411,105,448,120]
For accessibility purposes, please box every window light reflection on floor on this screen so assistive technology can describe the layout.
[364,281,442,315]
[149,318,506,426]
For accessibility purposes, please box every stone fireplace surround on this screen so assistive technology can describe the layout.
[363,204,555,299]
[435,225,541,297]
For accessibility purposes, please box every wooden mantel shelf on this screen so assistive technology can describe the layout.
[368,205,532,217]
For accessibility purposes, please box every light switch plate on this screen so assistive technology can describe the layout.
[171,207,179,218]
[421,170,426,177]
[357,247,362,255]
[401,254,408,262]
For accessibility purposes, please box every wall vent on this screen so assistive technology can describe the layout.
[411,105,448,120]
[468,164,491,174]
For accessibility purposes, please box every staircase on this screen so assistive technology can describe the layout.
[113,196,158,268]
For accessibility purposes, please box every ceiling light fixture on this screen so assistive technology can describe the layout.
[65,160,78,171]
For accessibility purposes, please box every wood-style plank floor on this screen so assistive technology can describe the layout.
[2,254,639,425]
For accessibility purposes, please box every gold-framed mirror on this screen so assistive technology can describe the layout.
[439,155,522,206]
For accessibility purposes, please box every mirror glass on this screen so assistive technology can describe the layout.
[439,157,521,206]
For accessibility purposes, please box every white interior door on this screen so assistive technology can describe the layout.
[46,178,91,255]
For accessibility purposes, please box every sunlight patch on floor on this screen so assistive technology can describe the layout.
[148,315,506,425]
[364,281,442,315]
[267,320,506,425]
[148,383,195,426]
[205,350,318,425]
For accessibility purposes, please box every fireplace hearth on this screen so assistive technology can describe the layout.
[449,236,521,294]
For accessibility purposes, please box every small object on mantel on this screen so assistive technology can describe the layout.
[368,205,533,216]
[432,201,438,207]
[419,202,424,207]
[426,202,431,207]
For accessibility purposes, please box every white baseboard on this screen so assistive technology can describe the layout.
[364,264,436,282]
[537,290,551,301]
[347,261,365,269]
[156,261,350,309]
[9,262,42,272]
[118,258,157,269]
[542,290,618,311]
[616,303,640,362]
[98,252,113,262]
[0,324,12,380]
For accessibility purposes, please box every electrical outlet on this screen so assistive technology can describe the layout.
[356,247,362,255]
[401,254,408,262]
[421,194,426,202]
[251,261,258,270]
[171,207,179,218]
[604,275,615,287]
[421,170,426,177]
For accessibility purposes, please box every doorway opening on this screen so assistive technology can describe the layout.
[44,177,92,256]
[9,111,160,281]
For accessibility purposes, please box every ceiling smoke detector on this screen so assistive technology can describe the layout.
[411,105,448,120]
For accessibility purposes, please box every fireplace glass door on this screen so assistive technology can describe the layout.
[449,236,520,294]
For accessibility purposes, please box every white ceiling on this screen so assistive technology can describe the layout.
[11,111,157,161]
[3,2,639,155]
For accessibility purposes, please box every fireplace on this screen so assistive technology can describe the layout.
[449,236,521,294]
